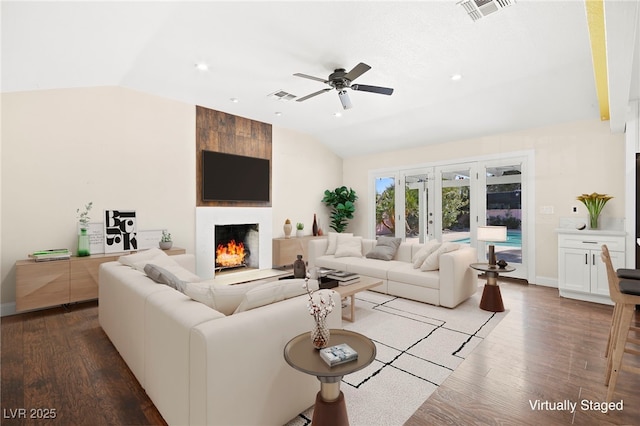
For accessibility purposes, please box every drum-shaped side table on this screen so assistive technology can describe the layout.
[284,329,376,426]
[470,262,515,312]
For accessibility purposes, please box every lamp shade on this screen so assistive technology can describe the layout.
[477,226,507,242]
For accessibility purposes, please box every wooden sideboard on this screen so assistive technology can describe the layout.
[272,236,325,268]
[15,247,186,312]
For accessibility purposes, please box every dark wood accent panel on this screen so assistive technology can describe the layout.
[196,106,272,207]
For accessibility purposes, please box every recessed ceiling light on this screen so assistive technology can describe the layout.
[230,98,239,103]
[333,112,342,118]
[195,63,209,71]
[274,112,283,116]
[451,73,463,81]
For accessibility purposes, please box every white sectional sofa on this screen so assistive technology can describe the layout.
[98,249,341,426]
[308,236,478,308]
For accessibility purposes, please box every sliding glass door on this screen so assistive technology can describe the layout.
[370,153,532,281]
[402,169,432,243]
[435,165,474,246]
[480,159,527,279]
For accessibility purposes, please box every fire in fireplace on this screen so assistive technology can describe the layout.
[216,240,246,268]
[214,223,259,273]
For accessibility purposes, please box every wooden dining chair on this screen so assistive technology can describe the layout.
[600,244,640,402]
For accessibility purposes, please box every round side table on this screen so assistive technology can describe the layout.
[284,329,376,426]
[470,262,515,312]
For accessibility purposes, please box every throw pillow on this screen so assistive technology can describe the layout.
[233,281,287,314]
[208,280,265,315]
[137,256,201,282]
[119,248,167,269]
[412,239,442,268]
[334,235,363,258]
[420,242,460,271]
[144,264,188,292]
[366,236,402,261]
[183,282,216,309]
[325,232,353,255]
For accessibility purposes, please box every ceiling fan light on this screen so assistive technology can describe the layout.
[338,90,352,110]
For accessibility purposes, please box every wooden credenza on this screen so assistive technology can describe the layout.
[272,236,325,267]
[15,247,186,312]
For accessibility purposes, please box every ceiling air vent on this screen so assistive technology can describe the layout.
[458,0,516,21]
[267,90,296,101]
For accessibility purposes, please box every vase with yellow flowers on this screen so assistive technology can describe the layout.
[576,192,613,229]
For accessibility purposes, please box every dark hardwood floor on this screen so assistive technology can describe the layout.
[1,281,638,425]
[408,281,640,426]
[1,301,166,426]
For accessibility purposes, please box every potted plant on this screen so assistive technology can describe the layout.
[76,202,93,257]
[159,230,173,250]
[322,186,358,233]
[576,192,613,229]
[296,222,304,238]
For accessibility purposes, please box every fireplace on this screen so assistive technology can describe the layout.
[196,207,273,279]
[215,224,259,273]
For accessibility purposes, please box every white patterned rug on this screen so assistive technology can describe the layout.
[285,286,507,426]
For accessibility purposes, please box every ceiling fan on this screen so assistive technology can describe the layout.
[293,62,394,110]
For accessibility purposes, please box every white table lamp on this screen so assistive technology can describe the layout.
[477,226,507,266]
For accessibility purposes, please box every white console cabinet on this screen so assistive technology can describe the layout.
[557,230,625,305]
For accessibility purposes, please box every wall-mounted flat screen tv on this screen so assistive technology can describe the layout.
[202,150,270,202]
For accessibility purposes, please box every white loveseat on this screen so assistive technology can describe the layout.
[98,250,341,426]
[308,236,478,308]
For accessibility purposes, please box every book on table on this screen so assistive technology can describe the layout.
[326,271,359,281]
[338,278,359,286]
[319,343,358,367]
[29,249,71,262]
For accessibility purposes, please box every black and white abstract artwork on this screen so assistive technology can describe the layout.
[104,210,137,253]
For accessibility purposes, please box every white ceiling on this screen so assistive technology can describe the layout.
[2,1,638,158]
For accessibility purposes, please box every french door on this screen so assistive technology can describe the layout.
[371,155,531,281]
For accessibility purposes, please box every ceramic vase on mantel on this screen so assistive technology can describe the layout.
[311,317,330,349]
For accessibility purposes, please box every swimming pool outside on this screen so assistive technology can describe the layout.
[453,230,522,247]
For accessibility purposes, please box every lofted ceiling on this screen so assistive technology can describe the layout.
[2,1,638,158]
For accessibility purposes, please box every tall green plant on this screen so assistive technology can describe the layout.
[322,186,358,233]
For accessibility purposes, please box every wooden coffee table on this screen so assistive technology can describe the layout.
[332,276,383,322]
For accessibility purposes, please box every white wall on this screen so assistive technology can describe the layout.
[271,127,342,237]
[343,119,626,284]
[1,87,343,311]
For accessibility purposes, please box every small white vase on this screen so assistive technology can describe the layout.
[296,229,304,238]
[283,223,292,239]
[159,241,173,250]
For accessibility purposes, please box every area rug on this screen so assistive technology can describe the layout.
[285,285,507,426]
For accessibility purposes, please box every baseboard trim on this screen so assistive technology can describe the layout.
[1,302,16,317]
[534,276,558,288]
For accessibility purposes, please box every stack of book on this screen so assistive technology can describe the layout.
[29,249,71,262]
[326,270,359,285]
[319,343,358,367]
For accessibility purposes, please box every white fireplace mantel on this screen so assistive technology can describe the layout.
[195,207,273,279]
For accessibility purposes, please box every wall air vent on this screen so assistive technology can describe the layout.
[458,0,516,21]
[267,90,297,101]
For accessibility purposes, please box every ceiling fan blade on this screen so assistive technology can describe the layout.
[343,62,371,82]
[293,73,328,83]
[351,84,394,95]
[296,88,332,102]
[338,90,353,110]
